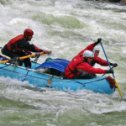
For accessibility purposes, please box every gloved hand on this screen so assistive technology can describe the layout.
[10,57,20,64]
[110,63,118,67]
[35,52,41,57]
[43,50,52,55]
[106,69,113,74]
[94,38,102,45]
[12,57,19,61]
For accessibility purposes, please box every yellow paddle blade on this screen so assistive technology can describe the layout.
[114,79,123,97]
[0,59,10,64]
[0,52,45,64]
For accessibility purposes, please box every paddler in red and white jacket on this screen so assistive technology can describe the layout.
[2,28,51,68]
[64,39,117,79]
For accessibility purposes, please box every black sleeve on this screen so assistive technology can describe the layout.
[17,39,37,52]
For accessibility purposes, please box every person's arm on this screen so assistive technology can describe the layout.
[77,62,107,74]
[78,38,102,56]
[95,57,118,67]
[94,56,108,66]
[17,41,51,54]
[77,43,95,56]
[34,45,51,54]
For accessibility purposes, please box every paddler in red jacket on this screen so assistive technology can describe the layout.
[2,28,51,68]
[64,38,117,79]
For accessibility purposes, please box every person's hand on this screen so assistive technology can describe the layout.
[106,69,113,74]
[43,50,52,55]
[10,57,20,64]
[35,52,41,57]
[110,63,118,67]
[12,57,20,61]
[94,38,102,45]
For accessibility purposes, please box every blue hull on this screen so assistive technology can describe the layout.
[0,62,115,94]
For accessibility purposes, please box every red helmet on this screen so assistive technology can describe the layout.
[24,28,34,36]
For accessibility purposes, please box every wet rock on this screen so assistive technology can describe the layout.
[120,0,126,4]
[109,0,120,2]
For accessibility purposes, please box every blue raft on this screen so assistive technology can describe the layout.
[0,58,116,94]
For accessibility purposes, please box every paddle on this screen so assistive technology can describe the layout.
[0,52,45,64]
[99,40,123,98]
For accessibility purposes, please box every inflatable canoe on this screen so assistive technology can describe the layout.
[0,57,116,94]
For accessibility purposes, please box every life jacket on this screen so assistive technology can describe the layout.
[65,56,83,79]
[5,34,24,52]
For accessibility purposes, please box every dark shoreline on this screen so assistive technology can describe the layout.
[94,0,126,5]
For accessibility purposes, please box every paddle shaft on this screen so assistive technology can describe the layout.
[100,42,123,98]
[0,52,45,64]
[100,43,112,73]
[19,52,45,60]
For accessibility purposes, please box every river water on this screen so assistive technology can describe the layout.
[0,0,126,126]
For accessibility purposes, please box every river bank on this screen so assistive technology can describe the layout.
[95,0,126,4]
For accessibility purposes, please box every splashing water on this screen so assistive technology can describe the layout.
[0,0,126,126]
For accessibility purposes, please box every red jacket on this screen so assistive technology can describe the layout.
[94,56,108,66]
[65,55,83,79]
[5,34,43,54]
[65,42,108,79]
[76,62,106,75]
